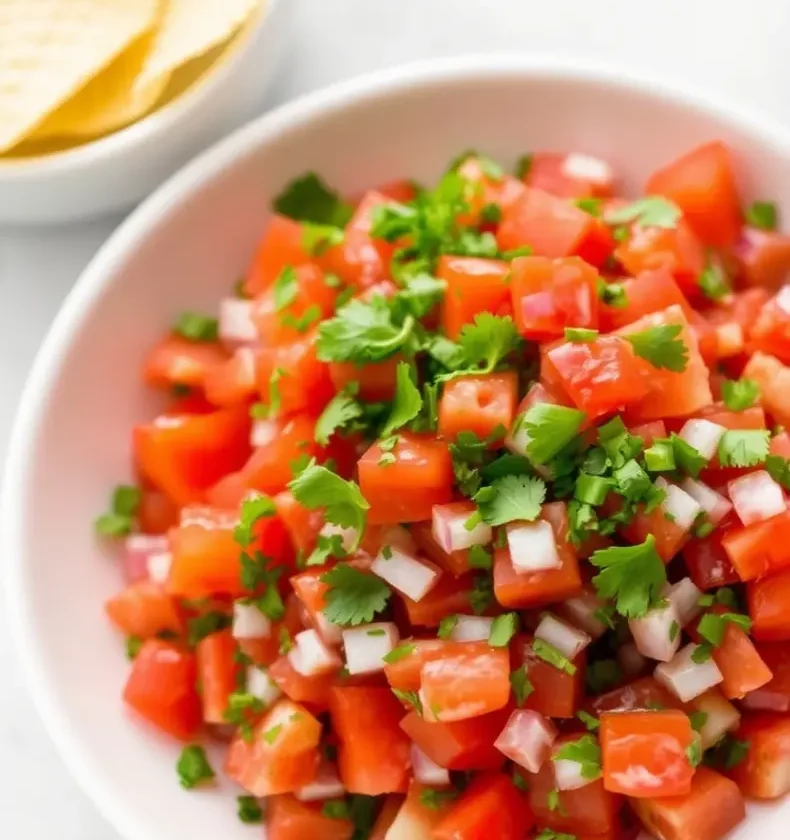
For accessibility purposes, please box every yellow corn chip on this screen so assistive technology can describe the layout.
[135,0,262,92]
[0,0,162,152]
[30,15,170,140]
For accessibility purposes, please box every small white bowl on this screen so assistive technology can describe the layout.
[3,55,789,840]
[0,0,292,225]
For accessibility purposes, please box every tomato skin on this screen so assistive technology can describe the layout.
[384,639,467,692]
[225,700,322,796]
[329,686,411,795]
[438,372,518,443]
[587,677,685,716]
[400,573,480,627]
[547,336,649,419]
[645,141,741,248]
[400,708,509,771]
[328,354,401,402]
[421,645,511,723]
[411,520,473,577]
[734,227,790,289]
[433,773,534,840]
[438,256,511,340]
[729,714,790,799]
[511,633,585,718]
[723,510,790,582]
[123,639,202,740]
[245,215,311,297]
[742,642,790,712]
[598,269,693,332]
[742,351,790,427]
[268,655,337,712]
[524,152,614,198]
[600,710,695,798]
[631,766,745,840]
[267,796,354,840]
[493,502,582,609]
[203,347,258,408]
[509,255,599,341]
[682,526,741,591]
[134,404,252,507]
[105,581,183,639]
[142,335,228,391]
[748,567,790,641]
[196,629,239,724]
[358,432,453,524]
[749,289,790,365]
[618,498,689,562]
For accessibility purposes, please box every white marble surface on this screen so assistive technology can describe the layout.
[2,0,790,836]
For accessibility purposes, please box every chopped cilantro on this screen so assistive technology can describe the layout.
[717,429,770,468]
[383,643,416,664]
[564,327,599,343]
[322,800,351,820]
[420,788,459,810]
[273,172,354,226]
[125,635,142,660]
[577,710,600,731]
[625,324,689,372]
[532,638,576,675]
[644,439,676,472]
[314,391,364,446]
[173,311,219,342]
[689,711,709,732]
[705,735,750,770]
[468,545,493,570]
[234,494,276,547]
[473,474,546,526]
[721,378,760,412]
[440,313,521,380]
[469,573,494,615]
[697,611,752,647]
[515,154,533,179]
[766,454,790,490]
[521,404,587,464]
[745,200,778,231]
[438,615,459,640]
[552,734,602,780]
[589,535,667,618]
[319,565,391,627]
[273,265,299,312]
[176,745,215,789]
[489,613,519,647]
[380,362,423,437]
[510,666,534,706]
[598,280,628,308]
[187,610,232,646]
[605,196,681,229]
[699,255,731,301]
[94,483,141,537]
[302,222,345,256]
[686,739,703,768]
[237,796,262,823]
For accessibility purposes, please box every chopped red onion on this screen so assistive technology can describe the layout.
[494,709,558,773]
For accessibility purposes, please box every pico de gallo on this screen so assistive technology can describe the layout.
[97,140,790,840]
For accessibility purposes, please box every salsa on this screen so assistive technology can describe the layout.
[97,141,790,840]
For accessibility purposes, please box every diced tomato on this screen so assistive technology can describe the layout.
[509,255,599,341]
[599,269,693,332]
[547,336,649,419]
[600,710,695,797]
[225,699,321,796]
[268,655,337,711]
[618,497,690,562]
[143,335,228,391]
[372,180,417,203]
[749,288,790,365]
[749,567,790,641]
[511,633,585,718]
[237,594,304,668]
[729,713,790,800]
[329,354,401,402]
[421,644,510,722]
[631,766,745,840]
[245,215,312,297]
[645,142,741,248]
[457,157,526,225]
[615,220,705,296]
[742,643,790,712]
[433,772,534,840]
[438,371,518,442]
[134,404,251,506]
[196,629,239,724]
[528,758,623,835]
[618,305,713,421]
[384,780,454,839]
[722,510,790,582]
[524,152,614,199]
[330,686,410,795]
[587,677,685,716]
[734,227,790,289]
[438,256,511,340]
[267,795,354,840]
[255,329,334,417]
[384,639,482,694]
[411,521,473,577]
[123,639,202,740]
[105,581,183,639]
[358,432,453,524]
[742,351,790,426]
[274,490,324,558]
[400,573,481,627]
[494,502,582,608]
[137,488,180,535]
[682,525,741,590]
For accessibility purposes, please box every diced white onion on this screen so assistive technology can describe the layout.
[233,601,272,640]
[617,642,647,677]
[664,578,703,627]
[246,666,282,707]
[295,761,345,802]
[680,478,732,526]
[728,470,786,527]
[411,743,451,787]
[449,615,495,643]
[561,153,614,187]
[314,610,343,646]
[678,419,727,461]
[506,520,560,574]
[629,601,681,663]
[534,613,591,660]
[432,504,492,553]
[319,522,360,554]
[122,534,169,583]
[654,478,702,532]
[251,418,278,448]
[380,524,418,554]
[654,643,724,702]
[288,629,342,677]
[219,297,257,344]
[342,622,400,675]
[553,741,600,790]
[146,551,172,584]
[495,709,558,773]
[370,546,441,602]
[689,689,741,750]
[557,591,610,640]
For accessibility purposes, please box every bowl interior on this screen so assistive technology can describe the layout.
[6,60,789,839]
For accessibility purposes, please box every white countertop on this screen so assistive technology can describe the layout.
[1,0,789,836]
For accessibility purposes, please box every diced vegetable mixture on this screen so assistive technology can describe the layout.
[98,141,790,840]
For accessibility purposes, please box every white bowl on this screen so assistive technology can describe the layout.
[0,0,293,225]
[3,55,789,840]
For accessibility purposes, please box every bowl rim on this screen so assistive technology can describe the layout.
[6,52,790,839]
[0,0,283,179]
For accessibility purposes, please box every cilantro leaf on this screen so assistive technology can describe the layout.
[532,639,577,675]
[187,610,232,646]
[273,266,299,311]
[273,172,354,226]
[717,429,770,468]
[441,313,521,380]
[302,223,345,256]
[173,311,219,342]
[392,273,447,320]
[438,615,459,639]
[766,454,790,490]
[745,200,778,231]
[589,535,667,618]
[625,324,689,372]
[94,483,141,537]
[420,788,459,810]
[521,404,587,464]
[488,613,519,647]
[383,643,416,664]
[314,392,364,446]
[722,378,760,412]
[510,666,534,706]
[552,734,602,780]
[578,710,600,731]
[320,565,392,626]
[697,611,752,647]
[605,196,682,229]
[237,796,262,824]
[473,475,546,526]
[177,745,215,790]
[686,739,703,768]
[380,362,423,438]
[698,256,731,301]
[689,711,709,732]
[234,494,276,547]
